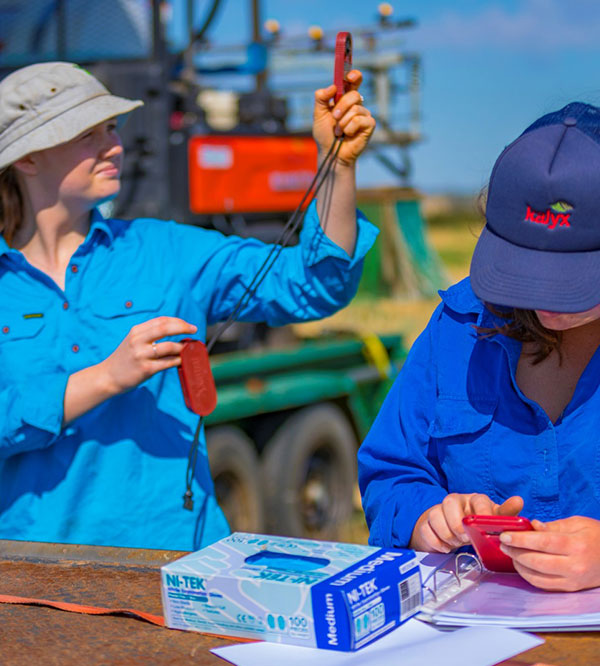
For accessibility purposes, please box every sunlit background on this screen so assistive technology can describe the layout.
[3,1,599,194]
[168,0,600,193]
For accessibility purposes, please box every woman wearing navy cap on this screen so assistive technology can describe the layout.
[359,103,600,591]
[0,62,376,550]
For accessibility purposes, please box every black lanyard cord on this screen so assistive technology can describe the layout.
[206,136,343,353]
[183,415,204,510]
[183,136,344,511]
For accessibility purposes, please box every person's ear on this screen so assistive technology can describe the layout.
[12,154,38,176]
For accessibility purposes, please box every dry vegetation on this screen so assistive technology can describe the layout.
[295,198,484,346]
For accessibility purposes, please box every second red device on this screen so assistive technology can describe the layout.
[462,514,533,573]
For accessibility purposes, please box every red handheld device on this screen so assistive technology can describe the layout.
[334,32,353,102]
[462,514,533,573]
[177,339,217,416]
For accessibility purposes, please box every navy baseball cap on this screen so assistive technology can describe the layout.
[470,102,600,313]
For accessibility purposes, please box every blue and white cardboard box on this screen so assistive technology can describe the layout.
[161,532,422,651]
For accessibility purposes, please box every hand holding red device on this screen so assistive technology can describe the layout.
[334,32,353,102]
[463,514,533,573]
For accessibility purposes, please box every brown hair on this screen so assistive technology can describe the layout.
[477,307,561,364]
[0,167,23,244]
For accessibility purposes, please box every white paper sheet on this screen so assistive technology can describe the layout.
[211,619,543,666]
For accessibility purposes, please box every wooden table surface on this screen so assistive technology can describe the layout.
[0,540,598,666]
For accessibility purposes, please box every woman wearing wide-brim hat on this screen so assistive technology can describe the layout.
[0,61,376,550]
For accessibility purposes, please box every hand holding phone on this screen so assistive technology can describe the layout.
[463,514,533,573]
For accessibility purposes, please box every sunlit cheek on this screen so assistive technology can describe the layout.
[536,306,600,330]
[586,304,600,321]
[565,305,600,329]
[536,317,564,330]
[560,316,589,330]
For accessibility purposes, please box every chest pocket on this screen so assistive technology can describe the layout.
[428,397,497,496]
[89,290,167,346]
[91,289,165,320]
[0,316,45,342]
[0,315,48,375]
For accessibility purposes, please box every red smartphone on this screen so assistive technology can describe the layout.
[462,514,533,573]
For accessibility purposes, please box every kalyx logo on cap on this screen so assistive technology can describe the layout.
[524,201,573,230]
[470,103,600,313]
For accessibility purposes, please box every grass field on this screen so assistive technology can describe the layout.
[295,202,485,544]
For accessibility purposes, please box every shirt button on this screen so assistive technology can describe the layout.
[71,264,79,273]
[72,344,80,353]
[2,326,8,334]
[125,300,133,308]
[63,302,69,310]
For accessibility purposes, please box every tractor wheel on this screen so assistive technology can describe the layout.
[206,426,265,533]
[261,404,357,539]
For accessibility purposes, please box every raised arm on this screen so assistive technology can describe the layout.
[312,70,375,256]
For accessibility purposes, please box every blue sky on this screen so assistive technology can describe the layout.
[189,0,600,194]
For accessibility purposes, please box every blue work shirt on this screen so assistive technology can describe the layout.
[359,277,600,548]
[0,201,377,550]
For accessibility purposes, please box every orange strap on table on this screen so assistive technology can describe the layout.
[0,593,165,626]
[0,593,257,642]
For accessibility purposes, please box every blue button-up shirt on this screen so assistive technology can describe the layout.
[0,202,377,550]
[359,277,600,548]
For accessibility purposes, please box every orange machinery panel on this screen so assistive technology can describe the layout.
[188,135,318,214]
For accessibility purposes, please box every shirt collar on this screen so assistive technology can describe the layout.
[439,277,523,368]
[439,277,484,316]
[438,276,511,330]
[88,207,115,243]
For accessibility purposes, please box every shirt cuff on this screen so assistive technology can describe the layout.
[393,485,449,547]
[300,200,379,268]
[370,484,448,548]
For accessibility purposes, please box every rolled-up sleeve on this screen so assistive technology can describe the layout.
[358,303,448,548]
[173,200,378,326]
[0,371,68,458]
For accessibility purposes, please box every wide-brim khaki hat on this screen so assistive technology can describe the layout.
[0,61,143,170]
